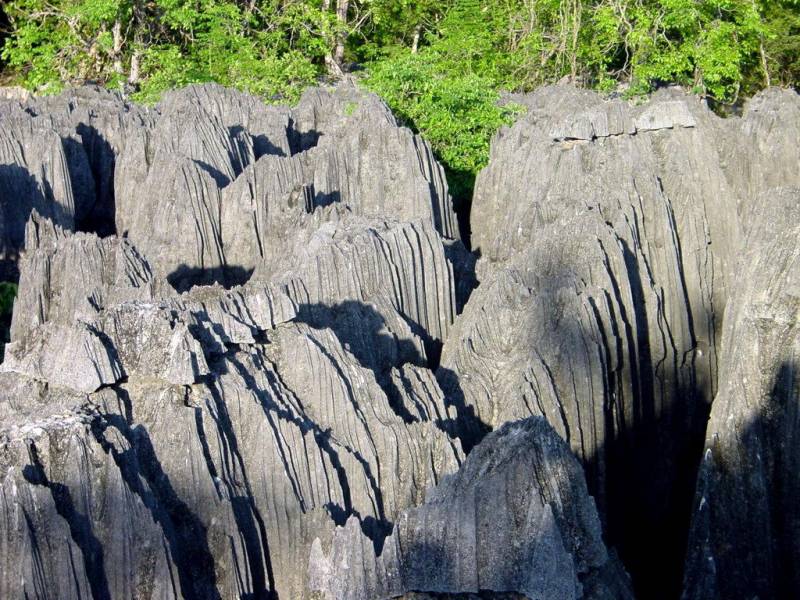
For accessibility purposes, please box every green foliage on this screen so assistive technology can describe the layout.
[355,0,450,60]
[1,0,326,102]
[610,0,767,101]
[761,0,800,86]
[363,7,523,200]
[0,283,16,318]
[1,0,797,195]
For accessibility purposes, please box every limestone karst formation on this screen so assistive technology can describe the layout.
[0,81,797,600]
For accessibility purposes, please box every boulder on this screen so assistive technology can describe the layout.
[309,418,634,600]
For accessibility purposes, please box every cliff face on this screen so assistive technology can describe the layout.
[451,85,800,599]
[0,82,797,600]
[681,186,800,600]
[0,82,470,600]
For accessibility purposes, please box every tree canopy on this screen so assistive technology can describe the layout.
[1,0,798,196]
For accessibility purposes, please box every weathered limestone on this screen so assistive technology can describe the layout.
[10,211,155,341]
[0,83,468,599]
[309,418,634,600]
[1,81,798,600]
[682,187,800,600]
[449,84,800,597]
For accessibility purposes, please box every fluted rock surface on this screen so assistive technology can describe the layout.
[10,211,155,341]
[682,187,800,600]
[2,79,798,600]
[109,82,457,288]
[1,86,152,238]
[0,118,76,277]
[264,215,457,357]
[0,314,463,597]
[445,84,800,597]
[0,82,457,292]
[309,417,634,600]
[0,283,463,598]
[0,82,471,599]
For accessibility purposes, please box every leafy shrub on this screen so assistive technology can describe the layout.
[366,51,521,200]
[0,282,16,319]
[1,0,326,102]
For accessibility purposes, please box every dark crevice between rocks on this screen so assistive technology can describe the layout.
[446,167,476,250]
[432,229,715,598]
[167,264,255,294]
[604,374,710,600]
[286,121,321,155]
[88,391,222,600]
[72,123,117,237]
[0,280,16,362]
[222,349,393,556]
[607,239,712,600]
[23,441,112,600]
[435,366,491,454]
[533,234,712,600]
[444,239,478,316]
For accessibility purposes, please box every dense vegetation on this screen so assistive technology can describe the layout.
[1,0,798,198]
[0,282,17,359]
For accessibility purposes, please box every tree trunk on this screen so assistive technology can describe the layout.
[112,19,124,75]
[411,25,421,53]
[751,0,771,87]
[333,0,349,69]
[129,51,141,85]
[570,0,581,82]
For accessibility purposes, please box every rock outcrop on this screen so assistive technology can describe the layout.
[0,82,469,599]
[0,118,76,278]
[309,417,634,600]
[9,211,155,342]
[110,82,457,288]
[1,80,798,600]
[445,84,800,598]
[682,187,800,600]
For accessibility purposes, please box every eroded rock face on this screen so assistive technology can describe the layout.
[0,219,464,598]
[0,316,463,597]
[447,85,800,598]
[1,81,798,600]
[10,211,155,342]
[682,187,800,600]
[308,418,634,600]
[0,82,470,599]
[0,118,76,278]
[109,81,457,288]
[0,81,457,290]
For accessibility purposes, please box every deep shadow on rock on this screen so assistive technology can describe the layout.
[168,263,255,293]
